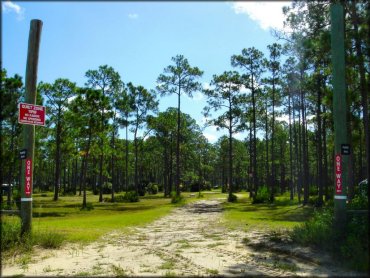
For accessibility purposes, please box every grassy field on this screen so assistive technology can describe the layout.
[222,191,314,231]
[3,191,199,243]
[2,190,314,246]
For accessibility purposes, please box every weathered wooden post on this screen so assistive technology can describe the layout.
[20,19,43,235]
[330,3,349,230]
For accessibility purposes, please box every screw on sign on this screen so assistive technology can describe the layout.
[25,159,32,196]
[335,154,342,194]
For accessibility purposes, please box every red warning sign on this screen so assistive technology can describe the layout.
[18,103,46,126]
[335,154,342,194]
[25,159,32,196]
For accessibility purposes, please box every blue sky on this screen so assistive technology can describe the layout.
[3,1,291,142]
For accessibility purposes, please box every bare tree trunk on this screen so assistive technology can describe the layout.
[176,91,181,196]
[317,75,324,207]
[54,116,62,201]
[288,89,294,200]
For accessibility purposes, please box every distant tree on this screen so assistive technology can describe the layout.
[157,55,203,196]
[70,88,103,209]
[127,83,158,195]
[39,79,76,201]
[85,65,121,202]
[263,43,282,202]
[115,84,133,193]
[147,108,177,197]
[231,47,265,200]
[203,71,245,201]
[0,69,23,205]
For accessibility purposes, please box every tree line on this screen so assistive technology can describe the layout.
[1,0,369,207]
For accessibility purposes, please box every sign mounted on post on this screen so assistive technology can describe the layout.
[18,103,46,126]
[25,158,32,196]
[19,149,28,159]
[341,144,350,155]
[335,154,342,194]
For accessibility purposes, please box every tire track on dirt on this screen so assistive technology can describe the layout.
[2,199,366,277]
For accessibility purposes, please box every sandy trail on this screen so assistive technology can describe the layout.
[2,199,365,277]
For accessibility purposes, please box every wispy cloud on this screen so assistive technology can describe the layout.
[2,0,25,20]
[128,13,139,20]
[231,1,290,31]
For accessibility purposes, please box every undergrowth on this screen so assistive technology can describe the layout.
[291,207,368,272]
[1,218,65,258]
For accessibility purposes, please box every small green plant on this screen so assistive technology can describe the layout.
[110,264,127,277]
[75,271,91,277]
[159,261,175,270]
[124,191,139,202]
[80,202,94,211]
[206,268,219,275]
[228,193,238,202]
[1,218,22,251]
[164,271,177,277]
[43,265,53,273]
[147,183,159,195]
[242,237,250,245]
[273,260,298,272]
[33,230,65,249]
[252,186,269,204]
[171,191,184,204]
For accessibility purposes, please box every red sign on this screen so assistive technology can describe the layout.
[25,159,32,196]
[18,103,46,126]
[335,154,342,194]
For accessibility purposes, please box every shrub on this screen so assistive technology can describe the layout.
[291,208,333,248]
[291,208,369,272]
[102,182,112,194]
[348,195,368,210]
[147,183,159,195]
[33,230,65,249]
[80,202,94,211]
[1,219,65,255]
[252,186,269,204]
[1,218,21,251]
[170,191,184,204]
[124,191,139,202]
[228,193,238,202]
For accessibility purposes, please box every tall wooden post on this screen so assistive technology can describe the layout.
[330,3,348,230]
[20,19,43,235]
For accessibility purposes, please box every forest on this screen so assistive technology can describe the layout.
[1,1,369,209]
[1,0,370,275]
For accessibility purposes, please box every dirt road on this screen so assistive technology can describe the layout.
[2,200,365,277]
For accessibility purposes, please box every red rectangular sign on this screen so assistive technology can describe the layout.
[335,154,342,194]
[18,103,46,126]
[25,158,32,196]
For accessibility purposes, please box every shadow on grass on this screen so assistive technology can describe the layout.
[33,211,67,218]
[222,199,314,224]
[99,205,158,212]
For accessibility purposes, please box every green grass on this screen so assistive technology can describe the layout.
[30,192,195,242]
[222,191,314,231]
[2,191,199,248]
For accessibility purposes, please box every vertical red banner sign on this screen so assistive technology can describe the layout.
[335,154,342,194]
[25,159,32,196]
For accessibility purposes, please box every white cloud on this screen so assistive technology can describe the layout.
[203,132,218,143]
[193,92,204,102]
[231,1,291,31]
[128,13,139,19]
[2,1,25,20]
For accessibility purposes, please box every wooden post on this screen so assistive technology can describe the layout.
[330,3,348,230]
[20,19,43,235]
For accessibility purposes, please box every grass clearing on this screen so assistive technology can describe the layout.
[1,191,199,262]
[4,191,198,243]
[222,191,314,231]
